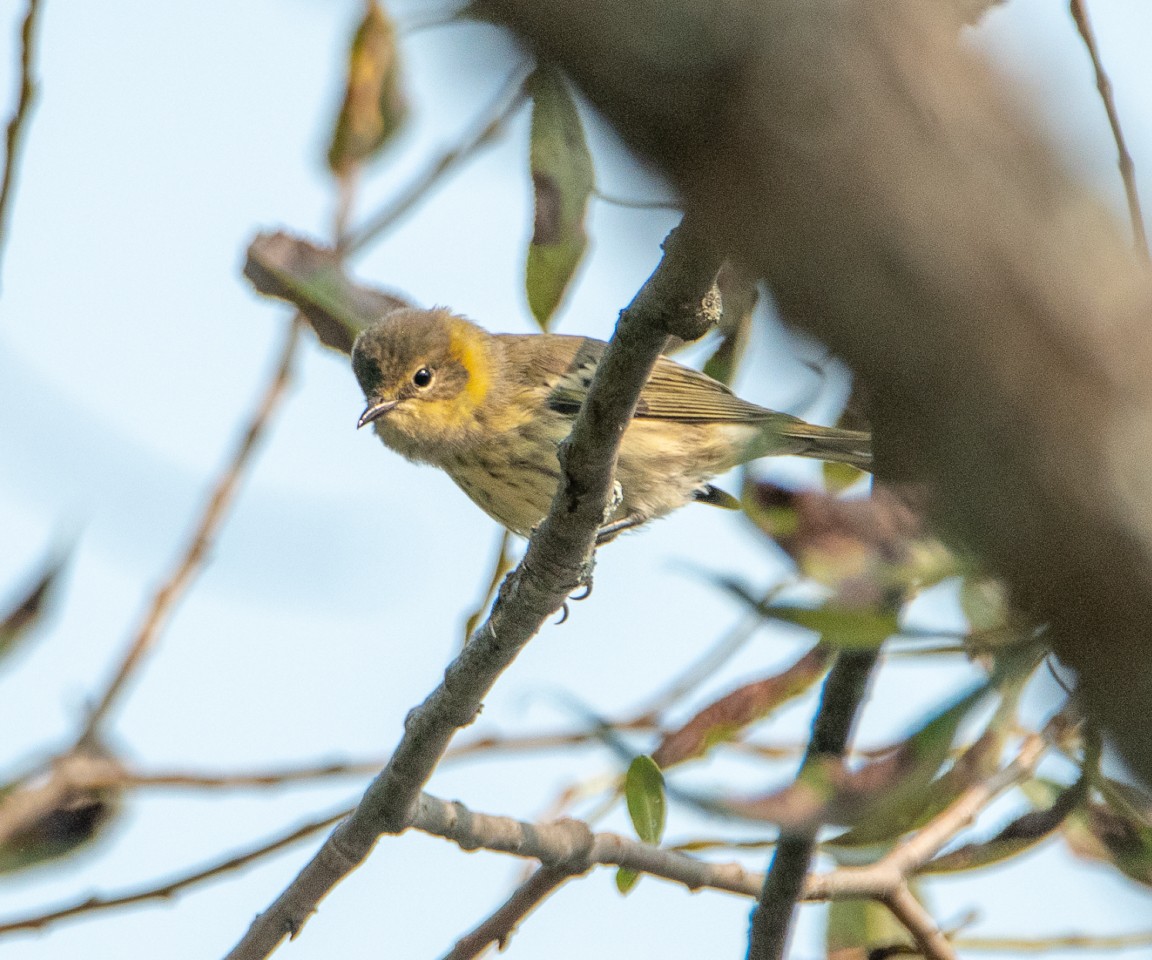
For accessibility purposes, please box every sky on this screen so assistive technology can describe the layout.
[1,1,1151,958]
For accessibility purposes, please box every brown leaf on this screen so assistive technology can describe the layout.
[327,1,407,176]
[651,646,830,768]
[742,479,952,606]
[244,231,413,353]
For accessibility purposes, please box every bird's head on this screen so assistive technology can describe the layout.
[351,308,494,450]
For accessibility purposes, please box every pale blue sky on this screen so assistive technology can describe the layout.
[1,1,1150,958]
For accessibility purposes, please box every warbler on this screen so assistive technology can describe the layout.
[352,308,871,539]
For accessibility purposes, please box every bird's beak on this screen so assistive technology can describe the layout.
[357,398,399,429]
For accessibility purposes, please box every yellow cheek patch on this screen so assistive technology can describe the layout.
[447,320,491,412]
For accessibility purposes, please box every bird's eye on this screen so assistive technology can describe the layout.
[412,367,433,388]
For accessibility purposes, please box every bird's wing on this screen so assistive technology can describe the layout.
[537,338,777,423]
[636,356,776,423]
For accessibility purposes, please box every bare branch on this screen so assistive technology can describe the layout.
[748,650,878,960]
[0,807,348,938]
[1069,0,1148,259]
[79,318,302,740]
[0,0,45,292]
[441,866,572,960]
[461,529,515,646]
[341,66,530,256]
[881,884,958,960]
[956,929,1152,953]
[221,219,724,959]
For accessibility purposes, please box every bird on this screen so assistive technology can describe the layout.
[352,308,871,540]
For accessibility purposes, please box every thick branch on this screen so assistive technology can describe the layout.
[479,0,1152,785]
[222,220,723,959]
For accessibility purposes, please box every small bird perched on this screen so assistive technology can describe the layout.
[353,308,871,540]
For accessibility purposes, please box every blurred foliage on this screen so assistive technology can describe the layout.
[524,65,594,329]
[326,0,407,178]
[0,553,66,666]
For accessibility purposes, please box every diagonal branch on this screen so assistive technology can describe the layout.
[1069,0,1148,259]
[221,219,724,960]
[0,806,348,937]
[78,318,303,741]
[0,0,46,292]
[441,866,573,960]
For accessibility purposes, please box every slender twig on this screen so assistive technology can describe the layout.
[78,319,302,741]
[222,219,723,960]
[956,929,1152,953]
[341,67,530,256]
[881,884,958,960]
[1069,0,1148,259]
[441,866,572,960]
[630,582,791,720]
[0,807,349,937]
[802,735,1046,900]
[0,0,46,291]
[746,649,879,960]
[461,528,515,646]
[592,188,681,211]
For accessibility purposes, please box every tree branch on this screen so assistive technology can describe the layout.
[0,807,348,938]
[477,0,1152,786]
[881,884,958,960]
[441,866,572,960]
[221,219,724,960]
[1069,0,1148,259]
[747,650,878,960]
[78,318,302,741]
[0,0,45,292]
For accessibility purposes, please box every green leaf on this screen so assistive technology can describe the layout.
[524,65,594,329]
[767,604,899,649]
[615,867,640,894]
[0,554,68,665]
[327,1,407,176]
[624,755,666,845]
[822,459,865,494]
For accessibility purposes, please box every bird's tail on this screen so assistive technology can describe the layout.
[780,420,872,471]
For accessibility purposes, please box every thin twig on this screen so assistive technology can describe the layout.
[461,528,515,647]
[0,806,349,938]
[881,884,958,960]
[0,0,46,292]
[78,318,303,740]
[1069,0,1148,259]
[341,67,530,256]
[441,866,572,960]
[592,188,681,211]
[221,219,724,960]
[956,929,1152,953]
[802,735,1046,900]
[630,582,791,720]
[747,649,879,960]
